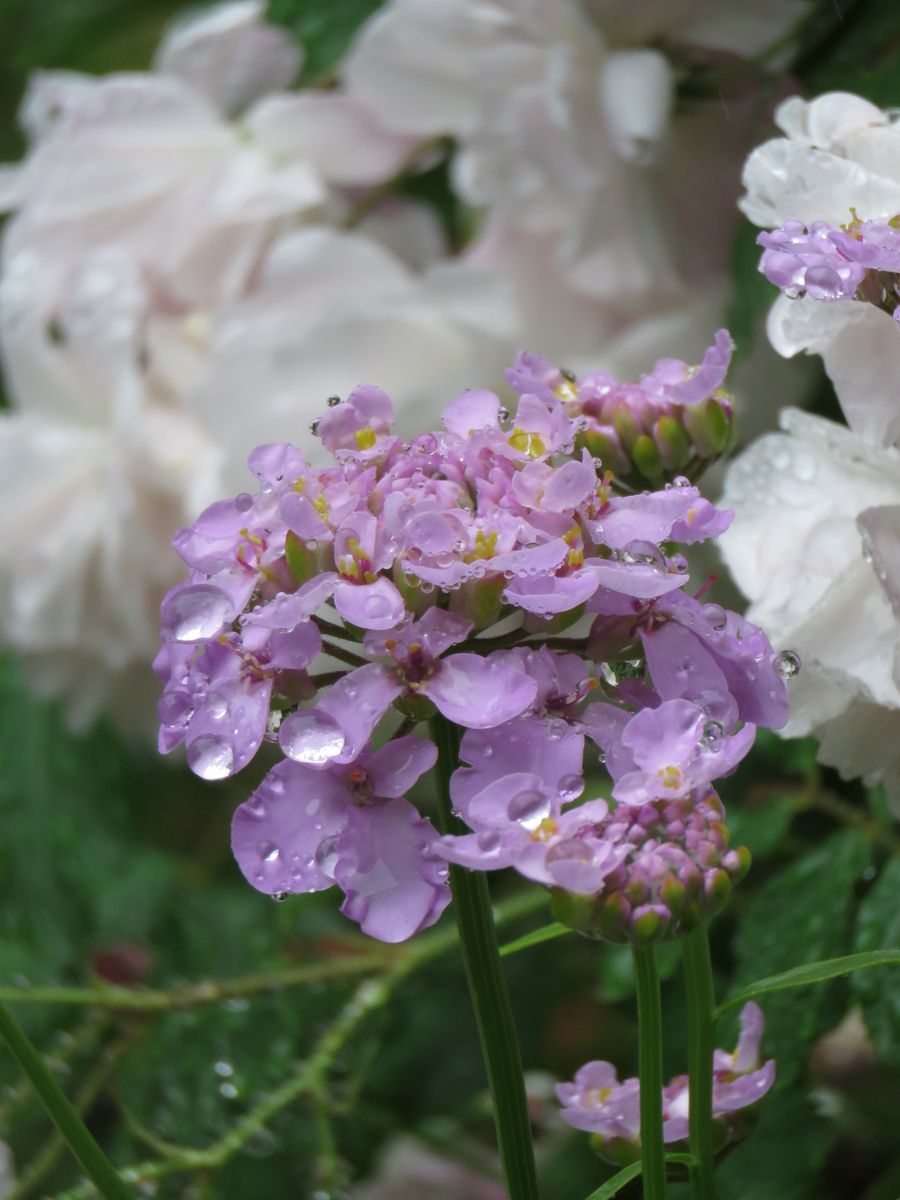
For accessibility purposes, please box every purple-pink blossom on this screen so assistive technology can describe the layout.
[759,217,900,320]
[557,1001,775,1160]
[156,341,793,941]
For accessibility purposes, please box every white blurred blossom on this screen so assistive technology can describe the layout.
[0,0,813,728]
[721,91,900,807]
[0,2,464,726]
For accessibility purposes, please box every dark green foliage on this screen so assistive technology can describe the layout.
[727,831,870,1082]
[852,859,900,1067]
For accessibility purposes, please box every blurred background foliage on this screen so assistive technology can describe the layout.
[0,0,899,1197]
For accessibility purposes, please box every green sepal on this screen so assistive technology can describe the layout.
[631,434,663,481]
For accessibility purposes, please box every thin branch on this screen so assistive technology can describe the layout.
[48,889,546,1199]
[0,953,391,1011]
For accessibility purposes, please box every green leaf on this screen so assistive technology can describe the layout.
[266,0,384,83]
[718,950,900,1014]
[499,922,571,958]
[716,1088,831,1200]
[725,831,870,1084]
[851,859,900,1065]
[585,1154,694,1200]
[800,0,900,108]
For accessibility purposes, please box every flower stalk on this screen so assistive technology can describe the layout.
[431,714,540,1200]
[632,946,667,1200]
[0,1002,135,1200]
[683,923,718,1200]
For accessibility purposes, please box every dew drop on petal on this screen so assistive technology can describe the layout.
[187,735,234,780]
[776,650,801,679]
[235,492,254,513]
[164,586,231,643]
[507,789,551,830]
[363,592,393,620]
[701,603,727,632]
[279,710,345,765]
[545,838,594,866]
[701,720,724,751]
[477,829,502,853]
[314,835,340,876]
[557,774,584,803]
[257,840,280,863]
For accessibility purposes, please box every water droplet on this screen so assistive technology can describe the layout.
[776,649,801,679]
[309,419,321,435]
[279,709,345,764]
[477,830,503,853]
[187,735,234,780]
[257,840,280,863]
[672,475,691,488]
[621,540,665,572]
[305,797,321,816]
[213,1061,233,1077]
[507,789,551,830]
[557,774,584,802]
[163,585,231,643]
[272,891,288,903]
[206,692,228,719]
[235,492,254,513]
[497,406,510,422]
[326,394,342,407]
[701,720,724,750]
[219,1082,238,1099]
[315,835,340,876]
[545,838,594,866]
[362,592,393,620]
[701,603,727,632]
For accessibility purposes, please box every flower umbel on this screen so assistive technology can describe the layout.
[156,338,791,942]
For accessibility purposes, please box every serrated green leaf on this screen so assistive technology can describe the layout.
[851,859,900,1066]
[718,950,900,1015]
[499,922,570,958]
[585,1153,694,1200]
[726,831,870,1084]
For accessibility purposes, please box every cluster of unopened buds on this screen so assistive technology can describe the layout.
[758,213,900,319]
[155,329,795,946]
[557,1001,776,1164]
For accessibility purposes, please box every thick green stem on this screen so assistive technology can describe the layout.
[682,924,718,1200]
[0,1003,135,1200]
[632,946,667,1200]
[431,715,539,1200]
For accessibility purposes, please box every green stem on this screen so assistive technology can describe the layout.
[632,946,667,1200]
[431,715,539,1200]
[0,1003,135,1200]
[682,925,718,1200]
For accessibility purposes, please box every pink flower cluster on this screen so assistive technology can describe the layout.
[558,1001,775,1164]
[155,333,792,942]
[759,217,900,319]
